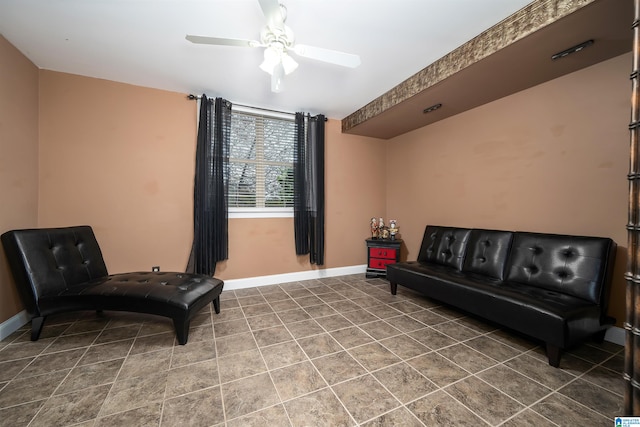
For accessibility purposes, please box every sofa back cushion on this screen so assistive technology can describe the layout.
[1,226,108,315]
[505,232,616,304]
[462,229,513,280]
[417,226,471,271]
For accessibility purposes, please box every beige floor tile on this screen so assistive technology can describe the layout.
[226,404,292,427]
[329,326,374,349]
[531,392,610,425]
[373,362,436,403]
[271,361,326,401]
[446,376,524,425]
[360,407,424,427]
[161,387,224,426]
[312,351,367,385]
[285,319,325,339]
[348,342,401,372]
[332,374,400,424]
[0,275,624,426]
[261,340,308,370]
[477,364,552,406]
[284,387,354,426]
[408,390,486,425]
[222,372,280,420]
[218,349,267,383]
[297,333,343,359]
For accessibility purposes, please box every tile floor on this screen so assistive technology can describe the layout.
[0,274,625,426]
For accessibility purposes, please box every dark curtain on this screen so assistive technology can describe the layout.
[187,95,232,275]
[294,113,325,265]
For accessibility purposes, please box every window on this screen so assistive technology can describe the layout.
[229,106,295,218]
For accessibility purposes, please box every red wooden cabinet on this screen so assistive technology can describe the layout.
[366,239,402,278]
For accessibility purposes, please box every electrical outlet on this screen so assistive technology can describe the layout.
[152,266,160,272]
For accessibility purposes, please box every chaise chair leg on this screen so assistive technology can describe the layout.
[30,316,46,341]
[213,296,221,314]
[546,344,562,367]
[173,318,190,345]
[390,282,398,295]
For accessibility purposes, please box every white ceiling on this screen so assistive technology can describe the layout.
[0,0,532,119]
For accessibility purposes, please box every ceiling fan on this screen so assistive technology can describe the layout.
[186,0,361,93]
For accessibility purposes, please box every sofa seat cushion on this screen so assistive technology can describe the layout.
[387,261,602,347]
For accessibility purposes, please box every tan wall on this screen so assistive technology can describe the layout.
[386,53,631,325]
[0,36,40,323]
[38,71,387,280]
[38,71,198,274]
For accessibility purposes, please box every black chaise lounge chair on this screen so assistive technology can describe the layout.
[1,225,224,344]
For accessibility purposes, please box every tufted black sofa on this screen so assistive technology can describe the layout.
[1,225,224,345]
[386,225,617,367]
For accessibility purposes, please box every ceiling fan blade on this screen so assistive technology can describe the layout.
[292,44,361,68]
[185,35,260,48]
[258,0,284,29]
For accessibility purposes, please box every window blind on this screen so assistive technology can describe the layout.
[229,109,295,208]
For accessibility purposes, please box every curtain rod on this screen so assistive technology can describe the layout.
[187,94,292,116]
[187,94,327,121]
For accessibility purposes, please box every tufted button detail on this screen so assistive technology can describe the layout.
[529,246,542,255]
[562,248,575,258]
[483,240,491,247]
[478,257,486,263]
[528,265,539,274]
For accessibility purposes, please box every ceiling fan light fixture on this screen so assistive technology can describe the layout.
[271,62,285,92]
[260,47,280,75]
[281,53,298,75]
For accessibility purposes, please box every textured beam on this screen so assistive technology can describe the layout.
[341,0,595,133]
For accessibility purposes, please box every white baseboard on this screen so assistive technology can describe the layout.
[0,310,29,341]
[223,264,367,291]
[605,325,625,346]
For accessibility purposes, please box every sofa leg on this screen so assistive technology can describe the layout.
[390,282,398,295]
[546,344,562,368]
[213,296,221,314]
[173,319,190,345]
[30,316,46,341]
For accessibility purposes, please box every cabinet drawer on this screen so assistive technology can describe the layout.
[369,258,396,269]
[369,247,397,259]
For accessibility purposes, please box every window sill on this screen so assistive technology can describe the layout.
[229,208,294,219]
